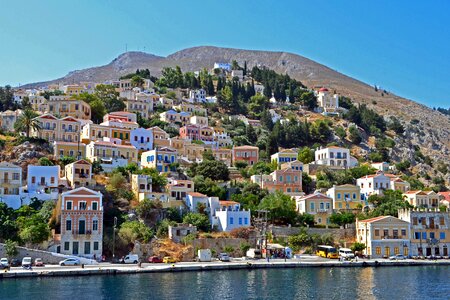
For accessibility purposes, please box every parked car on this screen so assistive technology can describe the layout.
[10,259,20,267]
[339,248,355,260]
[34,258,45,267]
[22,257,32,267]
[163,256,177,264]
[59,258,80,266]
[148,256,163,263]
[389,254,406,260]
[0,257,10,268]
[121,254,139,264]
[218,253,230,262]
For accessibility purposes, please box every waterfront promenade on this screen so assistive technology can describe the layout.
[2,256,450,279]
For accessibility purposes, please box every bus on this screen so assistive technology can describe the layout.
[316,245,338,259]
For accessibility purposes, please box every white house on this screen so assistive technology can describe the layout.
[130,127,154,151]
[316,88,339,114]
[189,89,206,103]
[0,162,24,209]
[357,172,391,200]
[27,165,60,194]
[185,192,213,212]
[371,162,390,172]
[212,201,251,232]
[315,146,357,168]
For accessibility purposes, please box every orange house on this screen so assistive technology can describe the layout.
[59,187,103,257]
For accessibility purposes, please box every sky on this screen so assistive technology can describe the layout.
[0,0,449,107]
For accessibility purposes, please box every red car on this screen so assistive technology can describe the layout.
[148,256,163,263]
[34,258,45,267]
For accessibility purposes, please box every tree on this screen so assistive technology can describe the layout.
[17,214,51,246]
[350,242,366,253]
[59,156,76,167]
[330,212,356,227]
[246,125,257,144]
[266,134,279,156]
[38,157,54,166]
[135,198,162,220]
[310,120,331,143]
[183,213,211,232]
[247,94,268,118]
[76,93,106,123]
[217,85,233,112]
[94,84,125,113]
[335,126,346,140]
[299,91,317,110]
[258,191,297,225]
[119,221,153,244]
[4,239,18,258]
[348,126,362,144]
[14,108,40,138]
[135,168,168,192]
[297,213,315,227]
[298,147,315,164]
[131,75,144,88]
[106,173,128,195]
[188,160,229,181]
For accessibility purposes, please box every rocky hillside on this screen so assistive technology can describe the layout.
[24,46,450,164]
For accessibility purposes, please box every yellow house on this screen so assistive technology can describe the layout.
[398,208,450,257]
[403,190,440,208]
[62,84,85,96]
[0,162,22,197]
[212,148,232,167]
[53,141,86,159]
[80,123,113,144]
[271,149,298,167]
[141,147,178,173]
[32,114,81,143]
[295,193,333,226]
[131,174,152,201]
[86,139,139,167]
[356,216,410,258]
[65,159,93,189]
[166,179,194,201]
[326,184,363,210]
[42,98,91,120]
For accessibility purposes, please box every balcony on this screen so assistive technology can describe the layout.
[316,208,331,213]
[0,179,21,185]
[381,235,406,240]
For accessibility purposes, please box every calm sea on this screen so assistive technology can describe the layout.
[1,266,449,299]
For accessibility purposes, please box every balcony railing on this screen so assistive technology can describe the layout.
[0,179,21,184]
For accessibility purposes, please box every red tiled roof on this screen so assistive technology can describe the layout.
[187,192,207,197]
[219,201,239,205]
[358,216,389,223]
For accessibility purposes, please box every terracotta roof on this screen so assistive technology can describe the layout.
[404,190,425,195]
[358,216,389,223]
[299,193,331,201]
[94,141,136,149]
[219,201,240,205]
[319,87,329,92]
[439,192,450,201]
[233,145,259,150]
[187,192,207,197]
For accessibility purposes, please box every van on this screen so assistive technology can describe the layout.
[339,248,355,259]
[122,254,139,264]
[22,257,32,266]
[197,249,212,262]
[246,248,262,259]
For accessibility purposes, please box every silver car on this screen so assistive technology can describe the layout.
[59,258,80,266]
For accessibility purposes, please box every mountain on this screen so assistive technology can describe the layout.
[24,46,450,169]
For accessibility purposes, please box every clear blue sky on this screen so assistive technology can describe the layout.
[0,0,449,107]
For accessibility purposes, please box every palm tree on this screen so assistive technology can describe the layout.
[14,108,40,138]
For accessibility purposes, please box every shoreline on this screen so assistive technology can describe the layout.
[2,259,450,279]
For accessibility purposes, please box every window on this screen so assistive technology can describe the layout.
[64,242,70,251]
[31,176,36,184]
[84,242,90,255]
[440,217,445,226]
[13,173,19,180]
[375,247,381,255]
[374,229,380,237]
[440,232,446,240]
[337,193,341,199]
[383,229,389,238]
[413,217,418,225]
[393,229,398,238]
[430,232,435,239]
[230,217,234,225]
[94,242,99,251]
[79,202,87,210]
[66,201,72,210]
[310,202,315,212]
[244,218,248,225]
[394,247,400,255]
[401,229,407,237]
[93,220,98,231]
[50,177,55,184]
[239,218,242,225]
[66,220,72,231]
[414,232,420,239]
[422,232,427,240]
[92,202,98,211]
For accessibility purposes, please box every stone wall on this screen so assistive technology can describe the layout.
[0,243,62,264]
[270,226,356,245]
[191,238,257,258]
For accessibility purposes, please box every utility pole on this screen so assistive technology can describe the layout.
[112,216,117,261]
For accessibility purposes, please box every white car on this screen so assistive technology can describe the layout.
[59,258,80,266]
[339,248,355,260]
[0,257,9,269]
[389,254,406,260]
[218,253,231,262]
[22,257,32,266]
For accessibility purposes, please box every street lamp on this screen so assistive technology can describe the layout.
[112,216,117,260]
